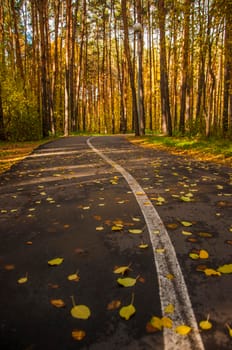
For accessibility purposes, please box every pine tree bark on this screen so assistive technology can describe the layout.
[158,0,172,136]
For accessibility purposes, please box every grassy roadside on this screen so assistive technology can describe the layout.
[0,139,51,175]
[128,135,232,167]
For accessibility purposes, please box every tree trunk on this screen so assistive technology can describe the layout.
[158,0,172,136]
[179,0,191,134]
[121,0,139,136]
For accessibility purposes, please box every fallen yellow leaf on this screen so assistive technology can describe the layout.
[217,264,232,274]
[71,329,86,341]
[204,268,221,276]
[199,315,212,330]
[48,257,64,266]
[199,249,209,259]
[114,264,132,275]
[50,299,66,308]
[119,293,136,320]
[162,316,173,329]
[164,304,175,314]
[70,296,91,319]
[128,229,143,234]
[175,325,192,335]
[117,277,137,287]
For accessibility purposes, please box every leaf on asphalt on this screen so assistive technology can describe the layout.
[217,264,232,274]
[199,249,209,259]
[182,230,192,236]
[197,232,213,238]
[107,300,121,310]
[181,221,193,227]
[112,224,123,231]
[164,304,175,314]
[17,273,28,284]
[175,325,192,335]
[138,243,149,249]
[119,293,136,320]
[48,257,64,266]
[50,299,66,308]
[180,196,192,202]
[71,329,86,341]
[204,268,221,276]
[226,323,232,337]
[67,271,80,281]
[96,226,104,231]
[167,223,178,229]
[199,315,212,330]
[117,276,137,287]
[70,296,91,319]
[132,217,141,222]
[128,229,142,234]
[150,316,162,330]
[4,264,15,271]
[114,264,132,275]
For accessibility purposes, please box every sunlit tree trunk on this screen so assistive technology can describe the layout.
[121,0,139,136]
[179,0,191,134]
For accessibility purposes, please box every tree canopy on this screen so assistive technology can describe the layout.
[0,0,231,140]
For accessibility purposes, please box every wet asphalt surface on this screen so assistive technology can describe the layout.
[0,136,231,350]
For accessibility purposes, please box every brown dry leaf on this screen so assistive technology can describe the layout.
[146,321,159,333]
[93,215,102,221]
[197,232,213,238]
[167,223,178,229]
[71,329,86,341]
[48,283,60,289]
[50,299,66,308]
[4,264,15,271]
[107,300,121,310]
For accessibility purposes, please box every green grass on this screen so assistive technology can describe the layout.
[129,135,232,166]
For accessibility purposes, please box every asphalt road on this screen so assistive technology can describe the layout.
[0,136,231,350]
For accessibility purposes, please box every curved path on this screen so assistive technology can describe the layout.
[0,136,231,350]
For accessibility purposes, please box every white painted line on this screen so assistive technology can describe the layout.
[87,137,205,350]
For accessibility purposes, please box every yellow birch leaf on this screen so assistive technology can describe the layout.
[72,329,86,341]
[181,221,193,227]
[182,231,192,236]
[17,274,28,284]
[164,304,175,314]
[199,316,212,330]
[114,264,131,275]
[117,277,137,287]
[70,296,91,319]
[48,257,64,266]
[111,225,123,231]
[162,317,173,329]
[67,273,80,281]
[50,299,66,308]
[96,226,104,231]
[175,325,192,335]
[150,316,163,330]
[132,217,141,222]
[71,305,91,319]
[189,253,199,260]
[204,268,221,276]
[226,323,232,337]
[138,243,149,249]
[217,264,232,274]
[119,293,136,320]
[166,273,175,280]
[119,304,136,320]
[128,229,142,234]
[199,250,209,259]
[156,248,165,253]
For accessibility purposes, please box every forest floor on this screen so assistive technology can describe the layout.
[0,134,231,175]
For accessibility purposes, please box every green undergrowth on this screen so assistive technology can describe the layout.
[129,135,232,166]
